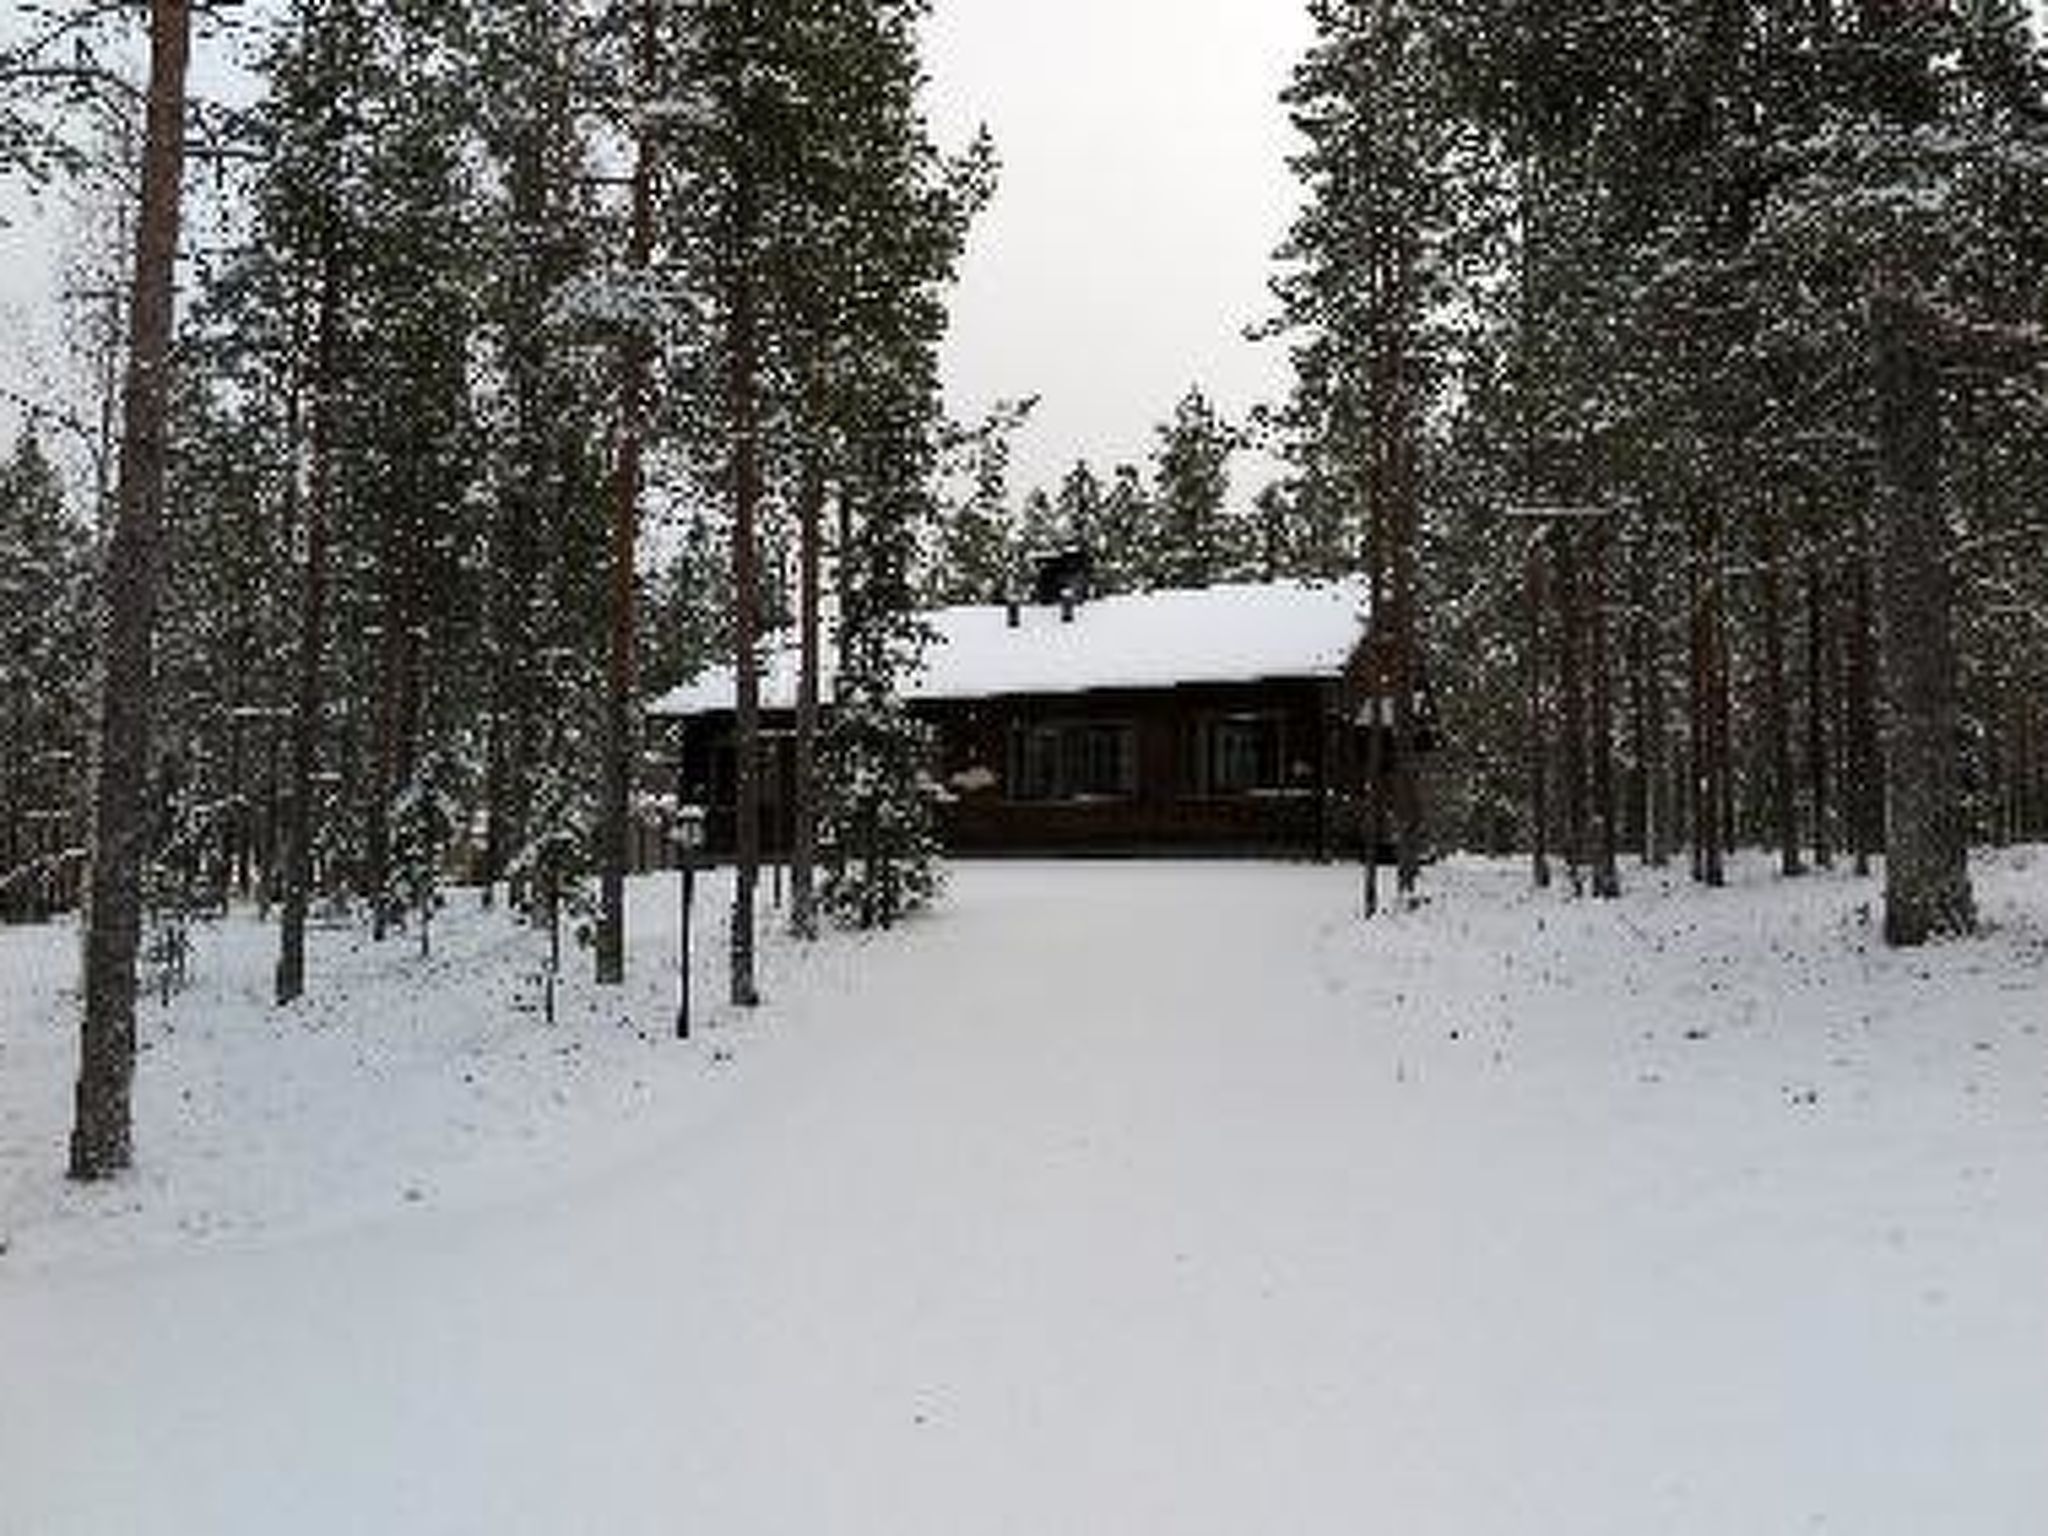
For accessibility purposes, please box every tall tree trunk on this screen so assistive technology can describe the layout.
[482,349,542,908]
[1625,513,1651,862]
[596,1,658,986]
[1588,516,1621,898]
[1846,514,1883,877]
[790,445,824,940]
[1387,268,1424,900]
[71,0,192,1181]
[1688,504,1724,886]
[1644,515,1672,867]
[1525,531,1551,889]
[479,18,559,910]
[2019,693,2041,842]
[2005,682,2029,845]
[1555,525,1589,894]
[275,243,340,1006]
[728,31,764,1007]
[1805,540,1833,869]
[2,688,21,921]
[1760,503,1802,876]
[1516,163,1550,893]
[1361,419,1388,920]
[1871,286,1974,945]
[1711,523,1735,864]
[366,556,400,939]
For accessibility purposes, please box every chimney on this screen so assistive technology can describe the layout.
[1005,598,1021,629]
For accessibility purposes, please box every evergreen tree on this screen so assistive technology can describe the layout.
[471,0,607,913]
[0,433,92,922]
[1276,1,1458,909]
[589,0,664,988]
[387,741,468,958]
[71,0,193,1182]
[1054,459,1105,575]
[1016,485,1060,565]
[808,0,989,928]
[1093,462,1152,595]
[1388,0,2048,927]
[1149,385,1240,588]
[0,5,109,193]
[934,395,1034,604]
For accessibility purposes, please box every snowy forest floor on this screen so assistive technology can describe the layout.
[3,853,2046,1534]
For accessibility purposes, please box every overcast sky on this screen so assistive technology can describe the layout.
[0,1,1312,504]
[10,1,2047,504]
[921,0,1312,502]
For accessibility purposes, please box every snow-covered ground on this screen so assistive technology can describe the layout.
[3,854,2046,1535]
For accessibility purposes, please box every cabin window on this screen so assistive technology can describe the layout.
[1008,721,1137,802]
[1203,714,1285,794]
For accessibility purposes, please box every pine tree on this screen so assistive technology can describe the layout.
[1094,462,1152,595]
[387,742,468,958]
[808,0,989,928]
[593,0,663,987]
[1360,0,2048,921]
[0,5,110,194]
[824,417,946,929]
[935,395,1034,604]
[1273,0,1465,908]
[1149,385,1240,589]
[1054,459,1105,573]
[472,1,605,913]
[244,0,370,1003]
[0,433,92,923]
[71,0,192,1182]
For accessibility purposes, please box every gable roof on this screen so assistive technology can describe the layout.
[649,579,1371,718]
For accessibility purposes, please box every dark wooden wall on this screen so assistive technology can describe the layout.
[674,677,1374,861]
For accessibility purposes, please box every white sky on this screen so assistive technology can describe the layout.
[1,2,1313,506]
[920,0,1311,502]
[9,1,2048,505]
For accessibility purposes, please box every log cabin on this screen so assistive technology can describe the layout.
[647,575,1421,861]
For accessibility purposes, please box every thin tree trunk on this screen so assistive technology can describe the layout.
[1387,267,1424,901]
[482,351,542,908]
[2007,694,2023,842]
[1588,516,1620,898]
[1847,511,1883,877]
[1390,564,1422,902]
[1525,531,1551,889]
[1805,540,1833,869]
[367,567,399,939]
[1,689,21,921]
[1689,504,1724,886]
[479,17,558,910]
[596,1,658,986]
[1643,515,1671,867]
[728,18,763,1007]
[1625,513,1651,862]
[1362,627,1390,916]
[790,445,824,940]
[1711,517,1735,865]
[1761,503,1802,876]
[71,0,192,1181]
[1872,286,1974,945]
[1555,525,1589,894]
[1361,418,1387,919]
[275,243,339,1006]
[2020,693,2041,842]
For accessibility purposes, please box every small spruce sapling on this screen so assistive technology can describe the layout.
[387,747,470,959]
[509,752,597,1025]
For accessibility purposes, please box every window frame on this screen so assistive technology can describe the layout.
[1197,711,1289,797]
[1005,717,1140,804]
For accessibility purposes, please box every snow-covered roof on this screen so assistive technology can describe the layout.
[649,579,1372,718]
